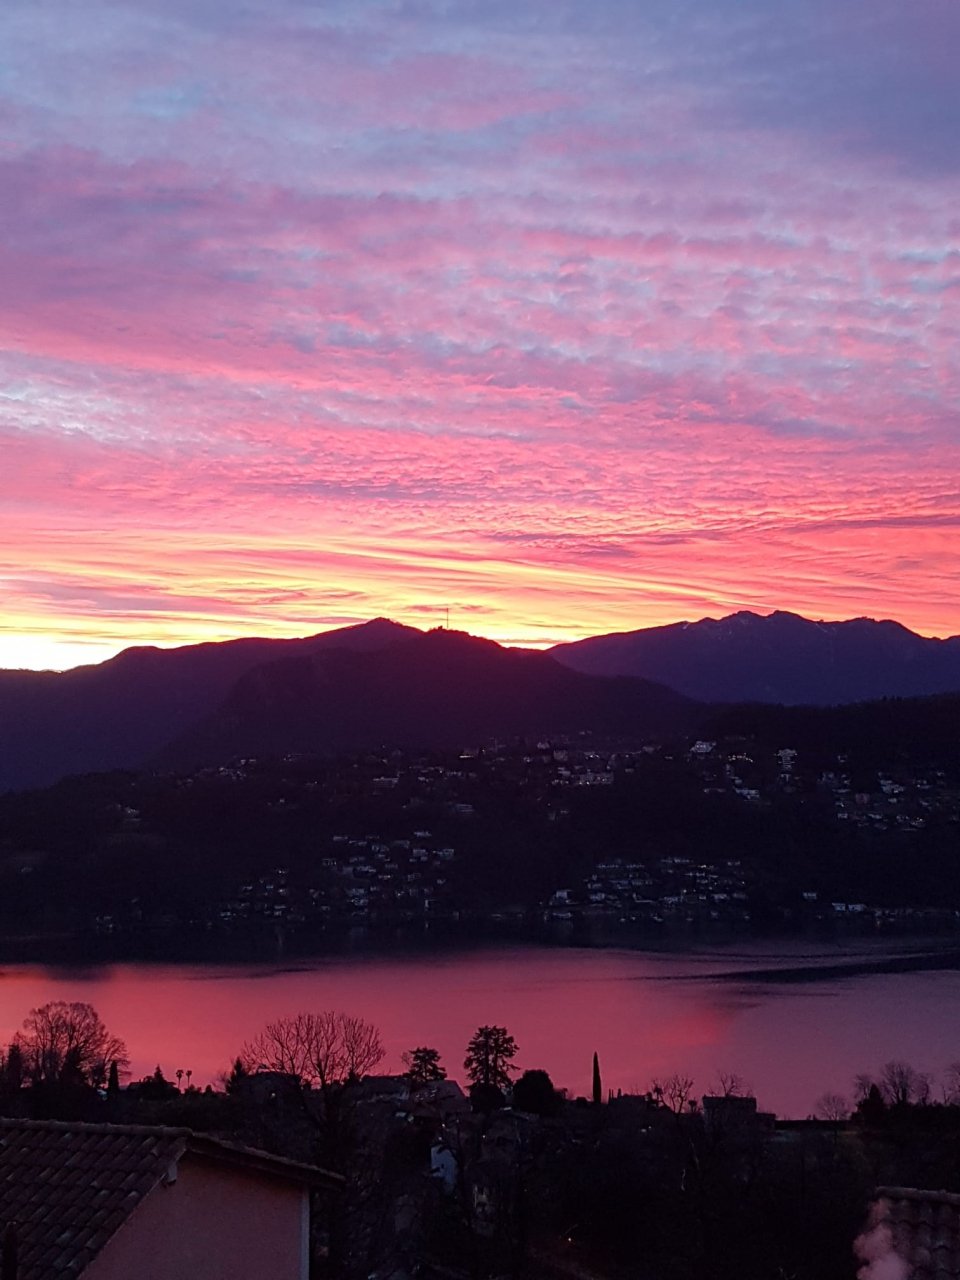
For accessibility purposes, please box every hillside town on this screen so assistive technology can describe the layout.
[117,734,960,943]
[0,728,957,958]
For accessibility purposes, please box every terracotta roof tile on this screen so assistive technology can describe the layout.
[871,1187,960,1280]
[0,1120,185,1279]
[0,1119,340,1280]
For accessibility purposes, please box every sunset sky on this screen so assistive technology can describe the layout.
[3,0,959,670]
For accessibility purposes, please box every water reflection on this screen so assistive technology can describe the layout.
[1,943,958,1117]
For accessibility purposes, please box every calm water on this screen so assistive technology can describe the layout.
[3,941,959,1117]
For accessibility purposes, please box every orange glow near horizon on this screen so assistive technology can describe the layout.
[4,435,960,669]
[4,520,959,673]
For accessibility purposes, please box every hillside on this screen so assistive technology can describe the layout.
[0,619,419,792]
[552,610,960,705]
[7,607,960,794]
[159,628,699,769]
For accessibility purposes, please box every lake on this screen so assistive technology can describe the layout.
[2,940,959,1117]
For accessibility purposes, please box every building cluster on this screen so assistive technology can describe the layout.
[544,857,750,926]
[215,832,461,930]
[684,738,960,828]
[149,735,960,943]
[13,728,954,953]
[0,1062,953,1280]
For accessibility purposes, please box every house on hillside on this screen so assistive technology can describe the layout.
[0,1118,340,1280]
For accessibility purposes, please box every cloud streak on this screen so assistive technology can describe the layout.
[1,0,958,667]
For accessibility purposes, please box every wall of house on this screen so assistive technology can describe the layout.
[83,1156,309,1280]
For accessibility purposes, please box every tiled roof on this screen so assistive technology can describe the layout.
[0,1119,341,1280]
[870,1186,960,1280]
[0,1120,186,1279]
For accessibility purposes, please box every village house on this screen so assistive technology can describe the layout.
[0,1119,340,1280]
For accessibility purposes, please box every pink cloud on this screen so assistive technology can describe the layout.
[2,1,959,666]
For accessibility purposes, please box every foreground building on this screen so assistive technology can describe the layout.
[0,1118,339,1280]
[859,1186,960,1280]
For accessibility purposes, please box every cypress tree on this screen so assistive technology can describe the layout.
[592,1051,602,1106]
[4,1042,23,1093]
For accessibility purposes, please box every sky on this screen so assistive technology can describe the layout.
[2,0,959,669]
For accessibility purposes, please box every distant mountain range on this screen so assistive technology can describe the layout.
[159,628,694,771]
[0,619,418,794]
[1,609,958,793]
[551,610,960,706]
[0,620,694,792]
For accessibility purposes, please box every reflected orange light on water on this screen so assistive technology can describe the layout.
[2,947,957,1117]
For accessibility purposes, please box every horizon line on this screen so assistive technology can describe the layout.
[5,606,957,675]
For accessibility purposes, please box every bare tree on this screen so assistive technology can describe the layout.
[713,1070,747,1098]
[19,1002,128,1089]
[242,1011,384,1093]
[341,1014,385,1082]
[651,1073,695,1114]
[853,1072,876,1103]
[815,1092,850,1122]
[879,1060,930,1107]
[241,1011,385,1278]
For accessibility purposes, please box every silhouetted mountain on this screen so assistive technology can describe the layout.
[552,610,960,705]
[158,628,699,770]
[8,608,957,794]
[0,619,419,792]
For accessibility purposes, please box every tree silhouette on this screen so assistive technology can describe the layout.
[815,1092,849,1122]
[225,1056,249,1094]
[714,1070,746,1098]
[402,1046,446,1087]
[242,1011,384,1093]
[651,1073,695,1114]
[1,1042,23,1094]
[19,1002,128,1089]
[879,1060,930,1107]
[857,1082,887,1126]
[464,1025,518,1093]
[134,1065,178,1101]
[513,1068,562,1117]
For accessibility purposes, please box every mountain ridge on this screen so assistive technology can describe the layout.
[0,621,694,793]
[0,619,422,792]
[4,608,960,794]
[551,609,960,705]
[156,626,697,770]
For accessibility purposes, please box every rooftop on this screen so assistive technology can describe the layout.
[866,1186,960,1280]
[0,1118,339,1280]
